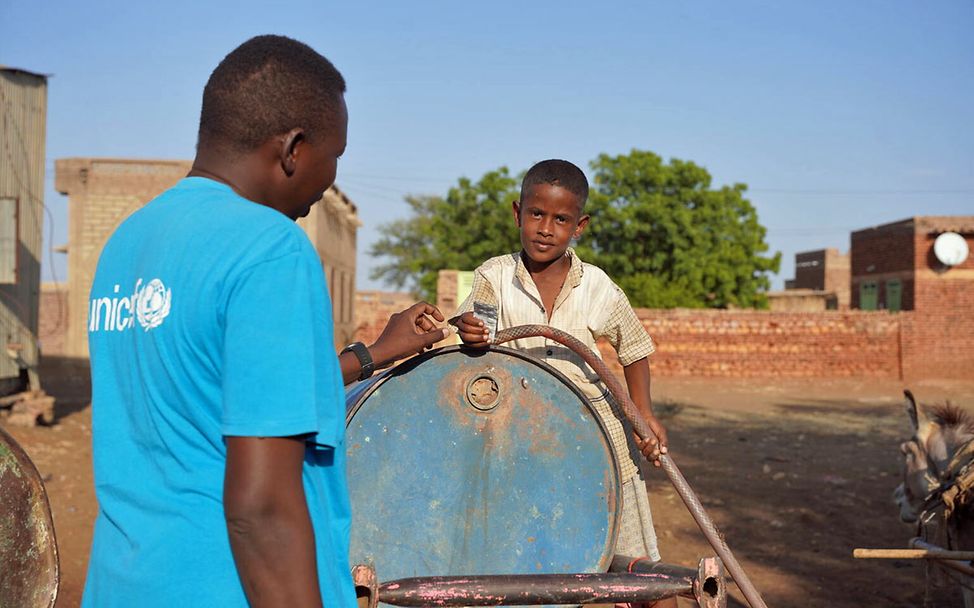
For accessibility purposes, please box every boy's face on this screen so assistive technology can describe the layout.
[513,183,589,265]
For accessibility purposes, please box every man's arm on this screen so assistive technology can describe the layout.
[622,357,668,467]
[339,302,450,385]
[224,436,322,608]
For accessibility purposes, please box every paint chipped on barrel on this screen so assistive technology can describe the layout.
[345,345,621,583]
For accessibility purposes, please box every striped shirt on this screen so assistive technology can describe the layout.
[455,248,655,480]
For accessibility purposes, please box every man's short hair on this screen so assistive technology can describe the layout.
[198,35,346,153]
[521,159,590,206]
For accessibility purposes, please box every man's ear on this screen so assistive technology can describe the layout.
[279,128,305,177]
[512,200,522,227]
[573,214,590,239]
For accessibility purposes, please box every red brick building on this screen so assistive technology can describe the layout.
[851,216,974,379]
[851,216,973,311]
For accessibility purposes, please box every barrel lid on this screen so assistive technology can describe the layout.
[346,345,620,581]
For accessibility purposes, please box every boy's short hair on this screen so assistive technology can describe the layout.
[521,159,590,207]
[198,35,346,153]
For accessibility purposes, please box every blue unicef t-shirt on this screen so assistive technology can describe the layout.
[82,177,355,607]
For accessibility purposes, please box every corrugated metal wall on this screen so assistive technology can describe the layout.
[0,69,47,391]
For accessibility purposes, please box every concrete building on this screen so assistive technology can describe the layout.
[0,67,47,395]
[298,184,361,346]
[766,289,836,313]
[54,158,360,357]
[851,216,974,379]
[777,248,850,311]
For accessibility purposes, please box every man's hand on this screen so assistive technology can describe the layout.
[368,302,450,368]
[453,311,490,348]
[633,415,669,468]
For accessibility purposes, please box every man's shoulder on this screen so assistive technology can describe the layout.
[105,179,313,273]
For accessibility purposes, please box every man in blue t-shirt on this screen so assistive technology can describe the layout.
[82,36,449,607]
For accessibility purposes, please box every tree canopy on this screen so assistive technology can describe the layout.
[369,149,780,308]
[369,168,521,301]
[578,150,780,308]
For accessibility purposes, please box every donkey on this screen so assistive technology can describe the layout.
[895,389,974,606]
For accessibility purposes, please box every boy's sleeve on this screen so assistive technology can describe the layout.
[221,249,321,437]
[453,268,498,318]
[602,286,656,366]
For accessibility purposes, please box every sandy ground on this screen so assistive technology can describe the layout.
[5,361,974,607]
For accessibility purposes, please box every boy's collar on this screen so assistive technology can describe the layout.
[565,247,584,289]
[515,247,584,289]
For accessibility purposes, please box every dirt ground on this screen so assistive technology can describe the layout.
[6,358,974,607]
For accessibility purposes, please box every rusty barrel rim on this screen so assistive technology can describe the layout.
[345,344,621,582]
[0,423,59,608]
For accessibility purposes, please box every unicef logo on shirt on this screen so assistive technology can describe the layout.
[135,278,172,331]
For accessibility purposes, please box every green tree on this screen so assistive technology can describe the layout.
[369,168,521,300]
[577,149,780,308]
[370,150,780,308]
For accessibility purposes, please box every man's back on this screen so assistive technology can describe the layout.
[83,177,353,607]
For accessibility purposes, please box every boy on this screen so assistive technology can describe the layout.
[453,159,674,608]
[83,35,448,608]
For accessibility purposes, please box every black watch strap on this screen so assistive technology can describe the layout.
[342,342,374,381]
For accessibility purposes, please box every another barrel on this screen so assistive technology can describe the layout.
[345,345,620,581]
[0,424,59,608]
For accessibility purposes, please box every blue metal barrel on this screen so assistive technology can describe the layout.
[345,345,620,582]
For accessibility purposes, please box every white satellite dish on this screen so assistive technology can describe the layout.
[933,232,969,267]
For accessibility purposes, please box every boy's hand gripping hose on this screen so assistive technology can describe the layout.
[493,325,769,608]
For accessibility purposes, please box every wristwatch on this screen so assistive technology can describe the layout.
[341,342,375,381]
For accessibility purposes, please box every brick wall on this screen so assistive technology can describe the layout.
[626,308,902,378]
[904,273,974,380]
[436,270,461,318]
[38,283,67,356]
[353,291,420,346]
[50,276,973,380]
[429,245,972,380]
[362,283,910,379]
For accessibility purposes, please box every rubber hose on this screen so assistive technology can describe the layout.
[493,325,768,608]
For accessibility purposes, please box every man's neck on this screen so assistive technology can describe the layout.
[189,144,272,205]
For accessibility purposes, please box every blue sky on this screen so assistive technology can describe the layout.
[2,1,972,291]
